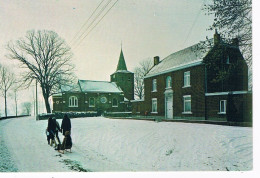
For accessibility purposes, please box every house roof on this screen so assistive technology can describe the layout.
[78,80,123,93]
[145,43,209,78]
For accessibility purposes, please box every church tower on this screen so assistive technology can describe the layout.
[110,48,134,100]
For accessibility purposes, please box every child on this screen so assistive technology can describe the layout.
[45,127,50,145]
[56,131,72,154]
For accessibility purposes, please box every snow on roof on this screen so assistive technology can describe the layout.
[52,93,62,97]
[130,99,144,102]
[145,42,209,78]
[78,80,123,93]
[61,83,81,92]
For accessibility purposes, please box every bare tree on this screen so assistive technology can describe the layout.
[11,82,23,117]
[134,58,153,99]
[22,102,32,115]
[6,30,75,113]
[0,65,16,117]
[204,0,252,66]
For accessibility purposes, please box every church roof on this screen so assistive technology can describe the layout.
[78,80,123,93]
[60,83,81,92]
[116,49,128,71]
[111,48,133,75]
[145,42,209,78]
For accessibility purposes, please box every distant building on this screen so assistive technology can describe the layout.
[132,31,251,122]
[52,48,134,114]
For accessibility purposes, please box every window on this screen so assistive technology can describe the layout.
[183,71,190,87]
[183,95,191,113]
[166,76,172,88]
[219,100,227,114]
[89,97,95,107]
[226,55,230,64]
[152,98,157,113]
[100,97,107,104]
[112,98,118,107]
[152,79,157,91]
[69,96,78,107]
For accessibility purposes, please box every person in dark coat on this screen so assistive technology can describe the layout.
[47,117,57,147]
[61,114,71,136]
[53,117,61,144]
[45,128,51,144]
[56,131,72,154]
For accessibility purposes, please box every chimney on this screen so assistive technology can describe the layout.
[214,29,221,45]
[154,56,160,66]
[232,38,239,47]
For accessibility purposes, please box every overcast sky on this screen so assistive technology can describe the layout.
[0,0,223,115]
[0,0,214,80]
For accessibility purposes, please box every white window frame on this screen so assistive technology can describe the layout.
[219,100,227,114]
[226,55,230,64]
[89,97,95,107]
[152,98,158,113]
[183,95,192,114]
[183,71,191,88]
[152,79,157,92]
[69,96,78,107]
[112,98,118,107]
[166,76,172,89]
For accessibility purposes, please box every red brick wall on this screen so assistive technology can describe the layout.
[206,93,252,122]
[132,100,144,114]
[144,64,205,119]
[53,92,125,113]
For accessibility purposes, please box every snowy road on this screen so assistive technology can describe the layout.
[0,119,18,172]
[0,116,252,172]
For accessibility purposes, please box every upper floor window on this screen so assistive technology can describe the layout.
[69,96,78,107]
[152,98,157,113]
[166,76,172,89]
[89,97,95,107]
[112,98,118,107]
[183,95,191,113]
[152,79,157,91]
[226,55,230,64]
[183,71,190,87]
[219,100,227,114]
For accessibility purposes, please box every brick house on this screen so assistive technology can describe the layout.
[133,31,251,122]
[52,49,134,114]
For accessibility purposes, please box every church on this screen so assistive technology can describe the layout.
[52,48,134,114]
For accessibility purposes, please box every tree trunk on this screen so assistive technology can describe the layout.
[15,92,17,117]
[4,90,7,117]
[43,94,51,113]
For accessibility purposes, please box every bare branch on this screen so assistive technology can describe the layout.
[6,30,76,113]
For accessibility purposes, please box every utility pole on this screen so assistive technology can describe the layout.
[36,80,38,120]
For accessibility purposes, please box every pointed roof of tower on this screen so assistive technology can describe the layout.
[116,48,128,71]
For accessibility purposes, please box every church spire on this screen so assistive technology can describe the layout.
[116,48,127,71]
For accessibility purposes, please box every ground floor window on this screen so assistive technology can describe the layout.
[219,100,227,114]
[183,95,191,113]
[152,98,157,113]
[69,96,78,107]
[89,97,95,107]
[112,98,118,107]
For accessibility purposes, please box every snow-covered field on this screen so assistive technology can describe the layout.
[0,116,252,172]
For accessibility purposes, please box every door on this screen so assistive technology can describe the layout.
[166,95,173,119]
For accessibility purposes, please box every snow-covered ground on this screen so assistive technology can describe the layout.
[0,116,252,172]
